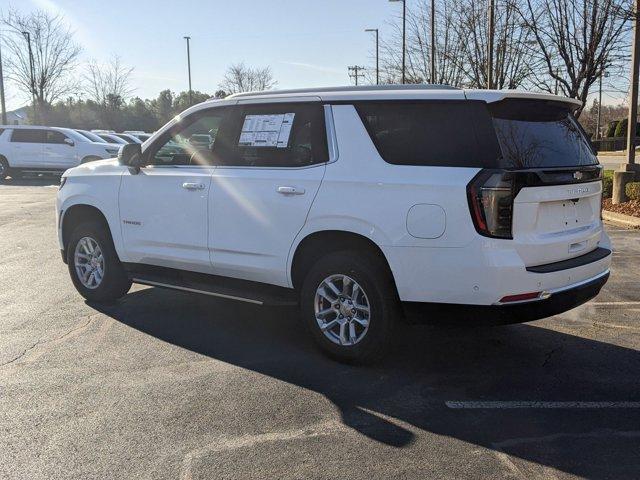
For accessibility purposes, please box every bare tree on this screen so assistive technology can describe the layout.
[1,9,81,109]
[219,62,277,94]
[379,0,467,84]
[452,0,535,88]
[378,0,534,89]
[84,56,134,106]
[520,0,632,116]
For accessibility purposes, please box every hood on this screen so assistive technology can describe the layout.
[63,158,121,177]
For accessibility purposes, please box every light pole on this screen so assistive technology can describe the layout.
[183,36,192,106]
[430,0,435,83]
[389,0,406,84]
[487,0,495,89]
[365,28,379,85]
[596,70,609,140]
[22,31,37,122]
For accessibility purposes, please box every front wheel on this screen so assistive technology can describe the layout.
[67,221,131,303]
[300,251,399,363]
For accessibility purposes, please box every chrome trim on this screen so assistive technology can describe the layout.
[493,269,610,306]
[132,278,264,305]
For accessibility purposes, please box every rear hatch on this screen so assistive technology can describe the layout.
[467,96,605,268]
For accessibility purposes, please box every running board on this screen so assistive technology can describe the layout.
[123,263,298,306]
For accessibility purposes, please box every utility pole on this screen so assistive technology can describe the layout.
[626,0,640,169]
[183,36,193,106]
[22,31,37,123]
[430,0,436,83]
[365,29,379,85]
[487,0,495,89]
[613,0,640,204]
[0,34,7,125]
[390,0,406,84]
[596,70,609,140]
[348,66,366,86]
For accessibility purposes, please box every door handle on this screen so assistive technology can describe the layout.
[182,182,205,190]
[277,186,305,195]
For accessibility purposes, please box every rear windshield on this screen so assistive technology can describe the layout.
[355,99,597,169]
[489,99,597,168]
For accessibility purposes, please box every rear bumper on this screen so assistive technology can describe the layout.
[403,270,609,325]
[383,230,612,305]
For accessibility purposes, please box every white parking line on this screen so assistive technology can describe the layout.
[590,301,640,306]
[445,401,640,409]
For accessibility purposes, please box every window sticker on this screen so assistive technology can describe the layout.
[239,113,295,148]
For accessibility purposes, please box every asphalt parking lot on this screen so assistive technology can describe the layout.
[1,177,639,480]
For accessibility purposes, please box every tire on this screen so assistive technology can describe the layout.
[67,220,131,303]
[81,156,101,164]
[300,250,399,363]
[0,157,8,180]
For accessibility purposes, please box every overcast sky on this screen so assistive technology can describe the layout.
[3,0,628,111]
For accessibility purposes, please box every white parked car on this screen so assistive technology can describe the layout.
[56,85,611,363]
[0,125,120,180]
[96,133,128,145]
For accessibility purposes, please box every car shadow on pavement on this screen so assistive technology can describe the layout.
[0,175,61,187]
[92,287,640,479]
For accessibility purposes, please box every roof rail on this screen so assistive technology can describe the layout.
[224,84,459,99]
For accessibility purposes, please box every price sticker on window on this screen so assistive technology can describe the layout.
[239,113,295,148]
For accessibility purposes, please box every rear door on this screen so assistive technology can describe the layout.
[8,128,45,168]
[488,98,603,266]
[208,100,328,286]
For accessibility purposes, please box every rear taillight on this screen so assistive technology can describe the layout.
[467,170,515,239]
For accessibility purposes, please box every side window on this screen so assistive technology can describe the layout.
[215,103,328,167]
[10,129,46,144]
[148,108,227,166]
[355,101,500,168]
[46,131,69,144]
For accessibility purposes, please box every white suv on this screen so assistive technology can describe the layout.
[55,85,611,362]
[0,125,120,179]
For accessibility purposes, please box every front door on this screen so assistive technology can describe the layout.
[118,107,228,272]
[43,130,77,168]
[209,101,329,286]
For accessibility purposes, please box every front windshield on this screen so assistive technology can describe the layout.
[76,130,105,143]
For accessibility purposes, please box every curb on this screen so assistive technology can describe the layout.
[603,210,640,229]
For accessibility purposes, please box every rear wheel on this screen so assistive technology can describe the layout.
[67,221,131,303]
[300,250,399,363]
[0,157,9,180]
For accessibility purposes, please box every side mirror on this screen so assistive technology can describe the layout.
[118,143,143,169]
[64,138,75,147]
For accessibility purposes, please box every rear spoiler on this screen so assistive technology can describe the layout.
[464,90,582,108]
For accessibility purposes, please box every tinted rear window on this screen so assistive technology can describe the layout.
[490,99,597,168]
[11,129,46,143]
[355,101,500,167]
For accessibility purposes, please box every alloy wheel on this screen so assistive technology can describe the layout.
[314,274,371,346]
[74,236,104,289]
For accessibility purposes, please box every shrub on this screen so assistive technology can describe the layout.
[602,170,614,198]
[605,121,618,138]
[613,118,640,138]
[626,182,640,200]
